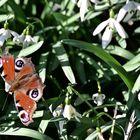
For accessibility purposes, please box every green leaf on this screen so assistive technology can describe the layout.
[0,14,14,22]
[7,0,26,23]
[18,41,44,57]
[124,53,140,66]
[0,0,8,7]
[106,45,134,60]
[75,55,87,84]
[39,52,49,83]
[0,127,53,140]
[53,42,76,84]
[62,39,134,90]
[132,75,140,93]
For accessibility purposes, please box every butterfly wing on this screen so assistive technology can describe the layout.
[14,90,37,126]
[0,54,45,126]
[14,74,45,126]
[14,59,45,126]
[0,54,15,92]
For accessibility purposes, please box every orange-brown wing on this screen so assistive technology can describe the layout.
[14,59,36,81]
[14,90,37,126]
[17,74,45,102]
[1,54,15,83]
[14,74,44,126]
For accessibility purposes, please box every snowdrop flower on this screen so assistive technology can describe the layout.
[93,17,128,48]
[49,104,63,117]
[63,96,82,121]
[72,0,99,21]
[13,28,36,48]
[117,1,140,22]
[63,104,82,121]
[92,93,105,106]
[0,22,19,47]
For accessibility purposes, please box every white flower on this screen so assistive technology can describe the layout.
[93,18,128,48]
[138,93,140,101]
[92,93,105,106]
[0,28,19,47]
[63,104,82,122]
[14,34,35,48]
[72,0,99,21]
[117,1,140,22]
[49,104,63,117]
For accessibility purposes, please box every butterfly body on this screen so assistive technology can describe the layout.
[0,54,45,126]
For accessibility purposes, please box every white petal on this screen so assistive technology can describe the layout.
[0,36,5,46]
[123,11,134,22]
[63,105,72,120]
[138,93,140,101]
[102,26,112,48]
[93,19,109,36]
[10,30,19,37]
[0,28,5,34]
[113,20,128,38]
[3,30,11,40]
[117,8,127,22]
[63,104,81,121]
[90,0,99,4]
[135,2,140,10]
[77,0,82,7]
[116,2,136,22]
[71,0,77,4]
[92,93,98,99]
[79,0,89,21]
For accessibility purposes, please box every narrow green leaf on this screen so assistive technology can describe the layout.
[75,56,87,84]
[0,0,8,7]
[53,42,76,84]
[0,14,14,22]
[38,119,50,134]
[7,0,26,23]
[0,127,53,140]
[124,53,140,66]
[39,52,48,83]
[106,45,134,60]
[132,75,140,93]
[18,41,44,57]
[62,39,134,89]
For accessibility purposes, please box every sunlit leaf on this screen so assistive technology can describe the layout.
[53,41,76,84]
[63,39,134,90]
[132,75,140,93]
[0,127,53,140]
[0,14,14,22]
[7,0,26,23]
[0,0,8,7]
[18,41,44,57]
[106,45,134,60]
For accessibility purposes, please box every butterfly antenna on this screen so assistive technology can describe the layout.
[2,94,9,111]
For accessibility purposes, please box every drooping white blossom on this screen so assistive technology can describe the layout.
[49,104,63,117]
[92,93,106,106]
[117,1,140,22]
[93,18,128,48]
[72,0,99,21]
[13,34,35,48]
[0,28,19,47]
[63,104,82,122]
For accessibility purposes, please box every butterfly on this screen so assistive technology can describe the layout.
[0,54,45,126]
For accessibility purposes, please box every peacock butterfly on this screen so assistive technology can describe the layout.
[0,54,45,126]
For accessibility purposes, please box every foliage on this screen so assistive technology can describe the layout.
[0,0,140,140]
